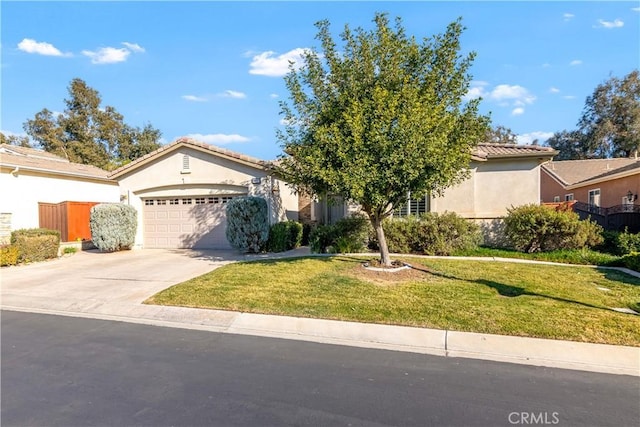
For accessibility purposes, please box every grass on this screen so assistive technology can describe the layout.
[452,246,622,266]
[147,256,640,347]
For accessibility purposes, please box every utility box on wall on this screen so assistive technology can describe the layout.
[38,201,99,242]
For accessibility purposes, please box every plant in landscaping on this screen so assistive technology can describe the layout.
[267,221,303,252]
[10,228,60,263]
[503,204,603,253]
[90,203,137,252]
[617,229,640,255]
[225,197,269,253]
[309,215,371,254]
[0,245,20,266]
[619,252,640,272]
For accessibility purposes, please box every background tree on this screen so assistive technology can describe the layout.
[276,13,489,266]
[546,130,589,160]
[485,125,518,144]
[23,78,162,169]
[0,132,31,147]
[577,70,639,158]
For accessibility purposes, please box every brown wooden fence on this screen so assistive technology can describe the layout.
[39,201,99,242]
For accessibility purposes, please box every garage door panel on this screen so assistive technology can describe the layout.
[143,196,233,249]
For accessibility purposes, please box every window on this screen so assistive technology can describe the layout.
[564,194,574,201]
[394,192,429,217]
[144,199,154,206]
[156,199,167,205]
[169,199,180,205]
[588,189,601,207]
[207,197,218,204]
[553,196,560,202]
[194,198,206,204]
[182,198,192,205]
[221,196,233,204]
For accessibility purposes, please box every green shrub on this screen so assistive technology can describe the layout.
[63,247,78,255]
[503,204,603,253]
[309,215,371,254]
[90,204,137,252]
[10,228,60,263]
[267,221,303,252]
[0,245,20,266]
[619,252,640,272]
[380,212,482,256]
[617,230,640,255]
[225,196,269,253]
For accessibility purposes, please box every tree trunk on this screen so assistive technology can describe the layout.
[372,217,392,267]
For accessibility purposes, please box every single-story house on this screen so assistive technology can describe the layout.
[302,143,558,241]
[109,137,299,250]
[541,157,640,208]
[0,144,120,244]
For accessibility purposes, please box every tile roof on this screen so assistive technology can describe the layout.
[472,143,557,161]
[541,157,640,186]
[109,137,268,178]
[0,144,112,180]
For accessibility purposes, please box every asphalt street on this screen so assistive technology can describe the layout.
[2,310,638,427]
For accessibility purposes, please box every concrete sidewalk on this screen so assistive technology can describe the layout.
[2,248,639,377]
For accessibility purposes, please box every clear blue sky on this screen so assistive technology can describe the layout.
[2,1,639,160]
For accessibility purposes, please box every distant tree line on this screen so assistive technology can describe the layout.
[1,78,161,170]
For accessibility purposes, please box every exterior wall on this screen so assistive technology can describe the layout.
[0,169,119,232]
[115,146,298,248]
[540,169,568,203]
[431,159,542,219]
[541,170,639,207]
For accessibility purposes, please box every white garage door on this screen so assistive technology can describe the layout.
[143,195,236,249]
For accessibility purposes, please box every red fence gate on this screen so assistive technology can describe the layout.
[38,201,99,242]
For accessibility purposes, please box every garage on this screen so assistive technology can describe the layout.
[143,195,235,249]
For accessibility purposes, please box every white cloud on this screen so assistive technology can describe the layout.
[82,42,144,64]
[511,107,525,116]
[220,90,246,99]
[594,19,624,29]
[562,95,576,100]
[570,59,582,66]
[17,38,71,57]
[270,93,279,99]
[633,7,640,12]
[182,95,208,102]
[517,131,554,145]
[122,42,145,53]
[463,81,489,101]
[249,48,309,77]
[542,63,551,68]
[549,87,560,93]
[490,84,536,105]
[563,13,574,21]
[184,133,250,144]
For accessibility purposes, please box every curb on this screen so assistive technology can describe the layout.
[3,305,638,377]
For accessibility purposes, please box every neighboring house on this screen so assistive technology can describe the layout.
[306,143,557,237]
[110,137,298,249]
[541,157,640,208]
[0,144,119,243]
[540,157,640,232]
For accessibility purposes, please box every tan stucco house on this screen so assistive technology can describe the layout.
[109,138,298,249]
[0,144,120,243]
[305,143,558,234]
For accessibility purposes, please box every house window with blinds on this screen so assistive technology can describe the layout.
[394,192,430,217]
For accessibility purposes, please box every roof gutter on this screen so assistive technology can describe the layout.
[1,163,116,183]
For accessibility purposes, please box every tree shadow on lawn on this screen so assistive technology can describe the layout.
[597,268,640,287]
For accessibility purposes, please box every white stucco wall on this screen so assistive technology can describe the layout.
[0,169,120,231]
[115,146,298,248]
[431,159,541,219]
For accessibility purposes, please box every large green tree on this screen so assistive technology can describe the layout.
[0,132,31,147]
[276,13,489,266]
[23,78,161,170]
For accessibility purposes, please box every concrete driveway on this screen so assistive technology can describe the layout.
[1,249,241,318]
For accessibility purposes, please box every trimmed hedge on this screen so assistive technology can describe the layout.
[10,228,60,263]
[225,196,269,253]
[267,221,303,253]
[503,204,603,253]
[310,215,371,254]
[380,212,482,256]
[0,245,20,266]
[90,204,137,252]
[620,252,640,272]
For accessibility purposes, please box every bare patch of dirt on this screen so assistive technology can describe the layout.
[349,259,435,286]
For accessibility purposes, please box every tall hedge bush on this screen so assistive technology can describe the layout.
[503,204,603,253]
[225,196,269,253]
[90,203,137,252]
[10,228,60,263]
[309,215,371,253]
[379,212,482,255]
[267,221,303,252]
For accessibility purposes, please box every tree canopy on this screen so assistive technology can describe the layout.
[548,70,639,159]
[276,13,489,265]
[23,78,162,170]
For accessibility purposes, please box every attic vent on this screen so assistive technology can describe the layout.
[182,154,190,172]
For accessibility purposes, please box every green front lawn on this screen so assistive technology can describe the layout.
[146,256,640,346]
